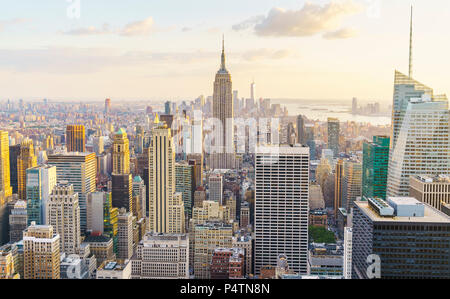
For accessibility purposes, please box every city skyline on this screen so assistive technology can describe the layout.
[1,0,450,102]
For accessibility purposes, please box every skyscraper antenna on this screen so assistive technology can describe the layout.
[409,5,413,78]
[221,34,226,70]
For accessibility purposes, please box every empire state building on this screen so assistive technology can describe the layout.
[210,37,235,170]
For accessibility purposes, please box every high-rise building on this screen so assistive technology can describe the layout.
[9,144,21,195]
[86,192,118,252]
[297,115,305,145]
[0,131,12,200]
[25,165,57,225]
[148,118,185,234]
[23,222,60,279]
[112,128,130,175]
[9,200,27,243]
[387,13,450,197]
[117,209,133,260]
[352,197,450,279]
[334,159,344,220]
[132,176,146,219]
[254,145,310,275]
[208,173,223,204]
[111,174,132,212]
[47,152,96,233]
[327,118,340,157]
[341,158,362,212]
[362,136,390,200]
[409,175,450,211]
[47,182,81,255]
[66,125,86,153]
[131,232,189,279]
[175,162,195,218]
[343,227,352,279]
[194,222,233,279]
[17,138,37,200]
[0,247,19,279]
[105,98,111,114]
[210,37,235,170]
[187,153,203,188]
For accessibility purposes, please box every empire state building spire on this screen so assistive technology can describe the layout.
[409,5,413,78]
[220,35,226,71]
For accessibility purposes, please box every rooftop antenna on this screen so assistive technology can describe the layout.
[409,5,413,78]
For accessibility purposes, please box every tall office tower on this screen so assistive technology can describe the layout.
[47,152,96,233]
[251,80,256,101]
[210,37,235,170]
[194,188,206,208]
[112,173,132,212]
[341,158,362,212]
[66,125,86,153]
[387,73,450,196]
[343,227,352,279]
[327,118,340,157]
[187,153,203,188]
[297,115,306,145]
[131,232,189,279]
[25,165,56,225]
[105,98,111,114]
[352,197,450,279]
[9,144,20,195]
[239,202,250,228]
[132,176,146,218]
[93,135,104,156]
[87,192,118,252]
[112,128,130,175]
[47,182,81,255]
[254,145,310,275]
[410,175,450,211]
[117,209,133,260]
[9,200,27,243]
[387,11,450,197]
[334,159,344,220]
[0,131,12,200]
[148,119,185,234]
[208,173,223,204]
[194,222,233,279]
[352,97,358,114]
[164,101,171,115]
[17,138,37,200]
[23,222,60,279]
[362,136,390,200]
[175,162,194,218]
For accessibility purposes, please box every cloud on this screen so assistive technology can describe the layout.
[233,0,362,38]
[64,24,111,36]
[120,17,155,36]
[323,27,358,39]
[0,47,219,74]
[242,48,295,61]
[0,18,32,32]
[232,15,265,31]
[62,17,156,37]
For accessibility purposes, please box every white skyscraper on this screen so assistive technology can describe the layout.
[387,73,450,197]
[343,227,352,279]
[387,9,450,197]
[254,145,310,275]
[47,182,81,255]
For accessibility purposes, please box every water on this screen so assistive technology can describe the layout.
[274,100,392,126]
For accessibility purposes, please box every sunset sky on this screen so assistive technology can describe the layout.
[0,0,449,103]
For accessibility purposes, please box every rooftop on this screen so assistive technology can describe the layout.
[355,200,450,223]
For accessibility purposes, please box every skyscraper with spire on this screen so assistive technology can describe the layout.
[387,7,450,197]
[210,36,235,170]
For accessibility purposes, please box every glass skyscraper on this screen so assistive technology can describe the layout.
[362,136,390,199]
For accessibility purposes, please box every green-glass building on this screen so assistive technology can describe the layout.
[103,192,118,254]
[362,136,390,199]
[175,162,194,218]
